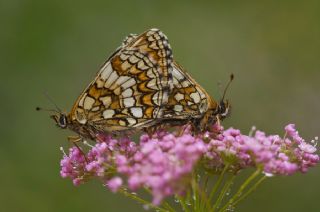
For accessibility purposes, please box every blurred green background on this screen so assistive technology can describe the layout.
[1,0,319,211]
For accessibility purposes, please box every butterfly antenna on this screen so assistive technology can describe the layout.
[36,106,59,113]
[43,92,62,113]
[217,81,223,99]
[221,74,234,102]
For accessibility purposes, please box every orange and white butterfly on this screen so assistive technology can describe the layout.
[163,62,232,132]
[123,34,232,133]
[46,29,173,140]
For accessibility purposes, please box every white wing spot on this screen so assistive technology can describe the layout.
[121,61,131,71]
[152,92,161,105]
[83,96,95,110]
[130,107,143,118]
[96,77,105,88]
[174,93,184,102]
[190,92,201,104]
[147,79,157,89]
[181,80,191,87]
[100,96,112,107]
[122,88,133,98]
[103,109,115,119]
[174,68,185,80]
[123,97,135,107]
[127,118,137,126]
[119,120,126,126]
[129,55,139,63]
[120,53,130,61]
[137,60,148,70]
[174,105,183,112]
[91,106,100,112]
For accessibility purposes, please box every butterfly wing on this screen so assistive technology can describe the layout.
[69,29,173,132]
[164,62,217,121]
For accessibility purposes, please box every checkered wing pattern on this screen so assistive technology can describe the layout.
[69,29,173,132]
[164,62,218,123]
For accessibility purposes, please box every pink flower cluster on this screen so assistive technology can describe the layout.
[60,124,319,204]
[204,124,319,175]
[115,132,206,205]
[60,136,137,186]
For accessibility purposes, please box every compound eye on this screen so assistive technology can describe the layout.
[59,115,67,128]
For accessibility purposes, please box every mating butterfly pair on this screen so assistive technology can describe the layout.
[47,29,231,141]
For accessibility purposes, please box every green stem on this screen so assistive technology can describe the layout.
[218,169,262,212]
[203,175,210,193]
[208,164,230,204]
[176,195,190,212]
[191,174,200,211]
[194,178,213,212]
[163,202,175,212]
[200,175,211,212]
[118,188,168,212]
[231,176,267,207]
[213,174,235,210]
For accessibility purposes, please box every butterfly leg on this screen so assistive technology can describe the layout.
[215,116,221,127]
[67,135,82,143]
[176,124,188,136]
[67,135,89,163]
[144,125,159,137]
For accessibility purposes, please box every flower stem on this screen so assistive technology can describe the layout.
[194,178,213,212]
[176,195,190,212]
[118,188,168,212]
[191,173,200,211]
[208,164,230,204]
[231,175,267,207]
[199,174,211,212]
[213,174,235,210]
[218,168,262,212]
[162,201,176,212]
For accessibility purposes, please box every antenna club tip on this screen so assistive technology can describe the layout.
[36,107,41,111]
[230,73,234,80]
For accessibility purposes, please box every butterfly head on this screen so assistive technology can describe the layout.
[206,74,233,127]
[216,99,231,120]
[36,106,69,129]
[50,113,68,129]
[217,73,233,120]
[202,99,230,129]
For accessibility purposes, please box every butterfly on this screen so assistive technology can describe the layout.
[163,62,232,133]
[119,31,232,133]
[43,28,173,141]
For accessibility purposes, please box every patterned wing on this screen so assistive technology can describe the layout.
[164,62,217,120]
[69,28,173,132]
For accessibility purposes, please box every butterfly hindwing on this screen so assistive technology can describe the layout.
[163,62,218,129]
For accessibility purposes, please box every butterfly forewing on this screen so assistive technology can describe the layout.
[69,29,173,133]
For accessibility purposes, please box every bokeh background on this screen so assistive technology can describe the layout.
[1,0,319,211]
